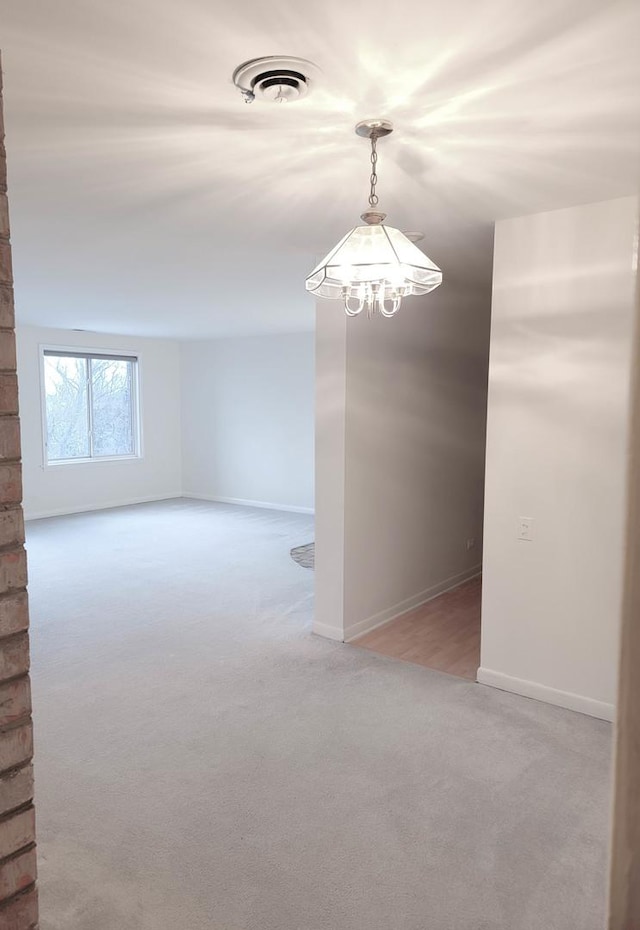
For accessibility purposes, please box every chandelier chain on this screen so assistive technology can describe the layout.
[369,134,379,207]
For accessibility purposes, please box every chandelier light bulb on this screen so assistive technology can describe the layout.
[305,120,442,318]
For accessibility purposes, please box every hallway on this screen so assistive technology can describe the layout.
[353,576,481,680]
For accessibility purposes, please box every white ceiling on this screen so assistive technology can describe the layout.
[1,0,639,338]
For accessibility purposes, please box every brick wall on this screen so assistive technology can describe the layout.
[0,57,39,930]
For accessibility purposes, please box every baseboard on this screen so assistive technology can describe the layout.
[26,493,314,521]
[24,493,182,522]
[345,564,482,643]
[181,492,314,516]
[476,667,615,722]
[311,621,345,642]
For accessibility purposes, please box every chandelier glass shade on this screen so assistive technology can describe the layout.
[305,119,442,318]
[305,222,442,317]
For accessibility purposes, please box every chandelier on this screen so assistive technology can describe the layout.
[305,120,443,318]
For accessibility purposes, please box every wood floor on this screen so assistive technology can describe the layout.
[352,576,482,680]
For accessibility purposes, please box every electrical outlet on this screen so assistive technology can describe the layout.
[518,517,534,541]
[466,538,476,550]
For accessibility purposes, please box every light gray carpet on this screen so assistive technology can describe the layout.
[25,499,612,930]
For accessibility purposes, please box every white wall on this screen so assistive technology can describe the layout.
[480,196,640,720]
[180,333,315,512]
[313,309,347,640]
[315,228,494,641]
[17,325,182,520]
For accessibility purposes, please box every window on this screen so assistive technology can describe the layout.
[42,350,140,464]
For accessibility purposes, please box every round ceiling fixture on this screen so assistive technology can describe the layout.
[232,56,320,104]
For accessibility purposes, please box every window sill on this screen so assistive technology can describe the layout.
[44,455,143,469]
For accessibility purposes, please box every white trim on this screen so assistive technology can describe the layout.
[24,493,182,522]
[44,453,143,468]
[345,564,482,643]
[181,491,314,515]
[476,667,615,722]
[311,621,345,642]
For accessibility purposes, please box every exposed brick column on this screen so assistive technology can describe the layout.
[0,56,39,930]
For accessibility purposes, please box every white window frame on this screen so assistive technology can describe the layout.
[39,344,143,468]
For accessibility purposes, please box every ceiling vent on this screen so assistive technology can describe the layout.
[232,56,320,104]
